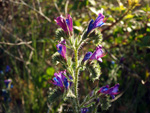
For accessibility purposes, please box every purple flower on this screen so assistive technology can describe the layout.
[66,14,73,32]
[56,40,66,59]
[81,108,89,113]
[51,70,72,90]
[83,52,93,62]
[2,89,7,97]
[120,57,125,64]
[90,45,106,62]
[2,89,8,102]
[98,85,109,93]
[4,79,13,88]
[111,61,115,65]
[83,45,106,62]
[5,65,11,72]
[0,70,4,74]
[55,14,73,33]
[107,83,120,99]
[87,13,106,34]
[98,83,120,99]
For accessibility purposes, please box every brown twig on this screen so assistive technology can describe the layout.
[53,0,62,15]
[0,24,34,50]
[65,0,69,15]
[0,41,32,46]
[0,46,24,62]
[9,0,51,22]
[101,5,134,33]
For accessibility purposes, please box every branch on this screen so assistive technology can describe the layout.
[0,41,32,46]
[101,5,135,33]
[0,24,34,50]
[65,0,69,15]
[37,0,42,13]
[0,46,24,62]
[10,0,51,22]
[53,1,62,15]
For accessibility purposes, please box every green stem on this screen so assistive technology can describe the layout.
[74,48,79,113]
[80,95,97,108]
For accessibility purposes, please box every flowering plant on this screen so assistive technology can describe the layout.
[48,13,120,113]
[0,66,13,106]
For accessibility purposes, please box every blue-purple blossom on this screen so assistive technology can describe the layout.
[98,85,109,93]
[55,14,73,33]
[108,83,120,99]
[2,89,11,102]
[2,89,7,102]
[0,70,4,74]
[83,45,106,62]
[87,13,106,34]
[5,65,11,72]
[56,40,66,59]
[98,83,120,99]
[2,89,7,97]
[81,108,89,113]
[4,79,13,88]
[66,14,73,32]
[83,52,93,62]
[111,61,115,65]
[120,57,125,64]
[51,70,72,90]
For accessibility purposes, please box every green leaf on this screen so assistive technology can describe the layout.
[74,20,81,26]
[124,14,134,19]
[146,28,150,32]
[46,67,55,76]
[55,28,68,40]
[100,97,111,111]
[52,52,66,65]
[86,60,101,81]
[47,88,62,104]
[89,30,103,46]
[43,74,50,80]
[111,7,121,11]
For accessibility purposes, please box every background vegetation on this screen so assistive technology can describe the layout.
[0,0,150,113]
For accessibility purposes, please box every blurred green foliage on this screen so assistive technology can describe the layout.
[0,0,150,113]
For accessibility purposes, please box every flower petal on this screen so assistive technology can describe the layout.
[83,52,93,61]
[55,16,68,32]
[86,13,105,34]
[66,14,73,32]
[56,40,66,59]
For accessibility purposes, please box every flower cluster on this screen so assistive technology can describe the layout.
[81,108,89,113]
[51,70,72,91]
[87,13,106,34]
[5,65,11,73]
[55,14,106,60]
[98,83,120,99]
[0,66,13,102]
[83,45,106,62]
[50,13,120,113]
[56,39,66,59]
[55,15,73,34]
[4,79,13,88]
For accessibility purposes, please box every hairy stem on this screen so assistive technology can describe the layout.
[80,95,97,108]
[74,48,79,113]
